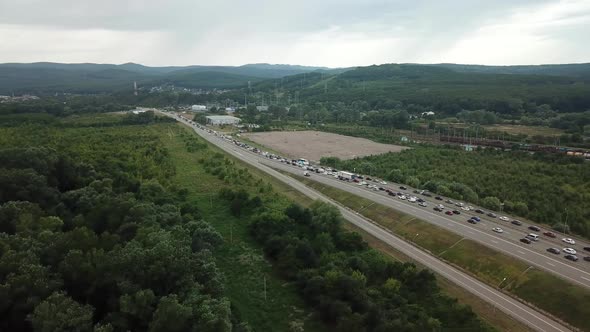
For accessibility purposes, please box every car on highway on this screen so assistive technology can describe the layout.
[434,207,443,212]
[437,204,445,210]
[381,181,387,185]
[565,254,578,262]
[468,218,478,224]
[388,191,396,196]
[584,256,590,262]
[435,196,443,200]
[562,238,576,245]
[455,202,464,207]
[452,210,460,215]
[492,227,503,233]
[475,209,484,214]
[584,247,590,252]
[520,238,532,244]
[417,198,425,203]
[400,186,407,190]
[543,231,556,238]
[409,196,417,203]
[461,206,470,211]
[511,220,523,226]
[419,202,428,207]
[547,248,560,254]
[445,211,453,216]
[499,216,510,221]
[471,216,481,222]
[528,225,541,232]
[487,212,497,218]
[445,199,454,204]
[399,195,406,200]
[563,247,577,255]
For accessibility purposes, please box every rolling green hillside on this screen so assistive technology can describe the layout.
[244,63,590,115]
[0,62,327,94]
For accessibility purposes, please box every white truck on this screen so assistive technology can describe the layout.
[338,171,354,180]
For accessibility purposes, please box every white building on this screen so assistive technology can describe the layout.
[191,105,207,111]
[206,115,241,126]
[256,105,269,112]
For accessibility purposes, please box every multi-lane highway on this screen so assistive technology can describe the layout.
[163,111,574,332]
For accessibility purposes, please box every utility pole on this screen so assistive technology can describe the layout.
[263,276,267,301]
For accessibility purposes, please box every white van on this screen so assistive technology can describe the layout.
[525,233,539,241]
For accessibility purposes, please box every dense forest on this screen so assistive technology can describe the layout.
[0,113,231,331]
[0,106,493,331]
[321,146,590,237]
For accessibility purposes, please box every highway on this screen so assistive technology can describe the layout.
[163,112,574,332]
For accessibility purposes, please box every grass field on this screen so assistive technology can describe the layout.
[288,174,590,332]
[159,124,324,332]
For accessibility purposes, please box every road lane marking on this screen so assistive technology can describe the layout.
[546,262,555,267]
[582,276,590,282]
[518,251,526,255]
[491,240,499,244]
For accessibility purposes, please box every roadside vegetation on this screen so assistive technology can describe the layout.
[287,173,590,331]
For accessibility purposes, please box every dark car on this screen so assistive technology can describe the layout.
[547,248,560,254]
[385,189,391,193]
[475,209,484,214]
[471,216,481,222]
[435,196,443,200]
[388,192,396,196]
[520,238,532,244]
[584,256,590,262]
[417,198,425,203]
[400,186,407,190]
[487,212,497,218]
[452,210,460,215]
[413,190,420,194]
[529,225,541,232]
[366,177,372,181]
[511,220,523,226]
[565,254,578,262]
[584,247,590,252]
[543,231,556,238]
[468,219,478,224]
[445,211,453,216]
[378,187,385,191]
[422,192,433,197]
[434,207,442,212]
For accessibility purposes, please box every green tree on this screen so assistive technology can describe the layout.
[30,292,94,332]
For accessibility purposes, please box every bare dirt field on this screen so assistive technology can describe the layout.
[243,130,409,162]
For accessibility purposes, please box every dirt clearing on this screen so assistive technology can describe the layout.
[243,130,408,162]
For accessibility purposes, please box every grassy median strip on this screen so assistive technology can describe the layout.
[287,173,590,332]
[162,124,324,332]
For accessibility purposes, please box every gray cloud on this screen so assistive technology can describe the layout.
[0,0,587,66]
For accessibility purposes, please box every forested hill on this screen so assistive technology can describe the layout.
[431,63,590,78]
[0,62,328,94]
[241,63,590,115]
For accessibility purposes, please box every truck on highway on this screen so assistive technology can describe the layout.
[338,171,354,180]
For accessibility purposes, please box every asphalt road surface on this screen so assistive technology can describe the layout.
[164,112,574,332]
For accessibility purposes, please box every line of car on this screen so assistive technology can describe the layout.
[178,115,590,266]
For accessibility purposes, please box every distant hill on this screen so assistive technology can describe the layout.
[240,63,590,114]
[430,63,590,78]
[0,62,330,94]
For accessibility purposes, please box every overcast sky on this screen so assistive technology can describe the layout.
[0,0,589,67]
